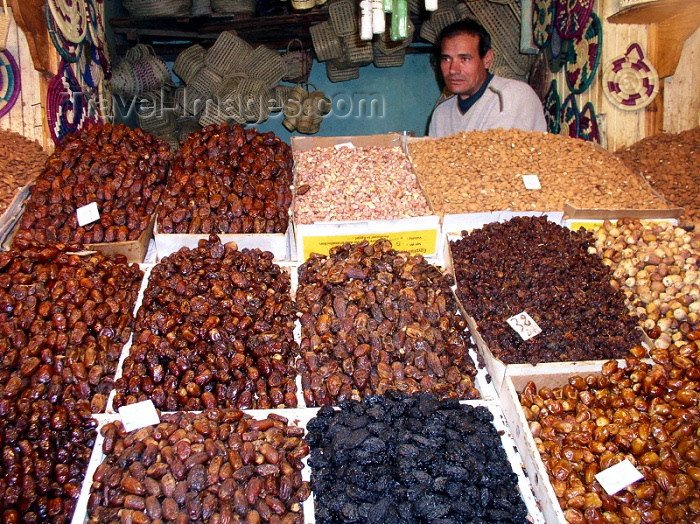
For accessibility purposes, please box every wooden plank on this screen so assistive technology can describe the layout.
[663,26,700,133]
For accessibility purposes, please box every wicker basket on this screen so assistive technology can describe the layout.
[130,57,171,94]
[111,62,137,96]
[211,0,255,14]
[342,33,373,67]
[310,21,343,62]
[271,85,291,112]
[282,84,307,130]
[191,0,212,16]
[282,39,313,83]
[188,67,223,97]
[215,73,248,100]
[329,0,358,37]
[373,46,406,68]
[291,0,316,9]
[296,114,322,134]
[174,44,205,84]
[206,31,253,76]
[376,20,415,54]
[176,85,207,116]
[226,78,272,123]
[430,7,458,34]
[176,117,202,142]
[326,59,359,82]
[138,93,176,133]
[198,104,229,127]
[419,18,437,43]
[242,46,287,89]
[123,0,192,19]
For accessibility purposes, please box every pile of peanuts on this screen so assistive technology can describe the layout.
[408,129,668,214]
[14,123,170,245]
[521,337,700,523]
[113,235,299,411]
[615,126,700,225]
[591,219,700,350]
[296,239,479,406]
[0,129,46,215]
[292,146,431,223]
[88,411,311,523]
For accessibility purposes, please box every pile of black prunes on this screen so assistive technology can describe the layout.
[306,392,528,523]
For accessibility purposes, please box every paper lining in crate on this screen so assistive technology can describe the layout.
[561,204,684,232]
[205,31,253,76]
[173,43,205,84]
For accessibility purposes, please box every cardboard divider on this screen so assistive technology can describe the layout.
[562,204,684,230]
[0,179,35,247]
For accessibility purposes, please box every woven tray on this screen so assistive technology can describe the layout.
[0,49,20,120]
[47,0,87,44]
[603,42,659,111]
[47,60,88,144]
[554,0,594,40]
[578,101,600,143]
[560,92,580,137]
[543,79,560,134]
[565,12,601,95]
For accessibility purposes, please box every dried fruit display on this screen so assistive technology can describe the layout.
[615,126,700,225]
[0,129,47,215]
[520,337,700,523]
[307,392,528,523]
[13,123,170,246]
[0,241,143,413]
[297,239,479,406]
[409,129,668,214]
[451,216,641,364]
[88,411,311,523]
[592,219,700,350]
[293,146,431,223]
[113,235,299,411]
[159,123,293,235]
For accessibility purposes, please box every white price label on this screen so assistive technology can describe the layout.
[118,400,160,432]
[522,174,541,190]
[76,202,100,227]
[595,459,644,495]
[506,311,542,341]
[334,142,356,150]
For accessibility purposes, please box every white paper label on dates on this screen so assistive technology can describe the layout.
[118,400,160,432]
[76,202,100,227]
[595,459,644,495]
[334,142,355,150]
[506,311,542,341]
[521,174,541,190]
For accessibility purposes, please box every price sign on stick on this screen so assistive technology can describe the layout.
[507,311,542,341]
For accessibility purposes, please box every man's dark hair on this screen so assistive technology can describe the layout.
[436,19,492,58]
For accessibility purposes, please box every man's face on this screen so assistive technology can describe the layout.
[440,33,494,99]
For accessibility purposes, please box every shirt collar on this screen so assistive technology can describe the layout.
[457,73,494,115]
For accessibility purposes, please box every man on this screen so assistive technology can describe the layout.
[428,19,546,137]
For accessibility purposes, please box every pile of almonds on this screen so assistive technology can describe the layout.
[293,146,431,224]
[409,129,668,214]
[0,129,46,215]
[615,126,700,225]
[592,219,700,350]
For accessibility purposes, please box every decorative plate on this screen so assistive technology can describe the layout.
[546,29,571,73]
[529,50,549,101]
[603,42,659,111]
[47,61,88,144]
[544,79,560,134]
[578,101,600,143]
[47,0,87,44]
[533,0,554,49]
[565,12,601,94]
[560,92,580,138]
[0,50,21,120]
[47,6,82,63]
[555,0,595,40]
[86,0,106,49]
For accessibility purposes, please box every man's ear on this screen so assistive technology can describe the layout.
[483,49,494,69]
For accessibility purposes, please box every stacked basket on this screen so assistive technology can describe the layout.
[282,86,331,134]
[122,0,192,18]
[111,44,172,96]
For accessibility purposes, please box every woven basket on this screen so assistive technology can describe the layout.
[310,22,343,62]
[430,7,458,34]
[296,113,322,134]
[329,0,358,37]
[282,39,313,83]
[174,44,205,84]
[376,20,415,54]
[419,19,437,43]
[211,0,255,14]
[291,0,316,9]
[373,46,406,68]
[138,93,176,133]
[188,66,222,97]
[206,31,253,76]
[175,85,207,116]
[198,104,229,127]
[176,117,202,141]
[282,84,307,130]
[191,0,212,15]
[242,46,287,89]
[215,73,248,100]
[110,62,137,96]
[123,0,191,19]
[326,59,359,82]
[307,90,331,115]
[226,78,272,123]
[342,33,373,67]
[271,85,291,112]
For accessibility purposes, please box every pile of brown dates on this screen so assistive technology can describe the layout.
[113,235,299,411]
[296,239,479,407]
[158,123,293,235]
[14,123,170,245]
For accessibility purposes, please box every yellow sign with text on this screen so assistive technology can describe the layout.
[302,230,438,259]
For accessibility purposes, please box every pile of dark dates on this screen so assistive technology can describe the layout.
[14,123,170,245]
[158,123,293,235]
[0,242,143,522]
[88,410,311,523]
[451,216,641,364]
[113,235,299,411]
[296,239,479,407]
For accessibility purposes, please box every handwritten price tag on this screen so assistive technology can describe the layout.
[76,202,100,227]
[118,400,160,432]
[595,459,644,495]
[506,311,542,341]
[521,174,541,190]
[334,142,355,150]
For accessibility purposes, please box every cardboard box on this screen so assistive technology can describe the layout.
[291,134,441,260]
[153,216,294,261]
[562,204,684,231]
[442,210,564,237]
